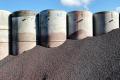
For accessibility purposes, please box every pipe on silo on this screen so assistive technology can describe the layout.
[0,10,11,60]
[94,11,119,36]
[10,10,36,55]
[39,10,67,48]
[67,11,93,40]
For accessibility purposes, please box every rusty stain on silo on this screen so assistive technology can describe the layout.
[0,10,11,60]
[93,11,119,36]
[39,9,67,48]
[68,11,93,40]
[11,10,36,55]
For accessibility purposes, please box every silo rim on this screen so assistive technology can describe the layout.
[94,11,119,14]
[68,10,92,14]
[0,10,11,14]
[12,10,36,17]
[40,9,67,13]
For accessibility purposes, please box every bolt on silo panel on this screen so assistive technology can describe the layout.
[11,10,36,55]
[94,11,119,36]
[39,10,67,48]
[0,10,11,60]
[68,11,93,40]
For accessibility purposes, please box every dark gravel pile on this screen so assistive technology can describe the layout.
[0,29,120,80]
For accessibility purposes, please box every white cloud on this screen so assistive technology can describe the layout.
[116,7,120,12]
[60,0,93,7]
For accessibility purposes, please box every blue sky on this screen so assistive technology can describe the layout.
[0,0,120,13]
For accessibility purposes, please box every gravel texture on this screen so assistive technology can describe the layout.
[0,29,120,80]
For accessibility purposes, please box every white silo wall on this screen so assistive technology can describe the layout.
[68,11,93,40]
[39,10,67,48]
[94,11,119,36]
[0,10,11,60]
[11,10,36,55]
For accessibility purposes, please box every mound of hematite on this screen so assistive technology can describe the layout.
[0,29,120,80]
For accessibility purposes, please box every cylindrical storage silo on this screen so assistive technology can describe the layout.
[11,10,36,55]
[93,11,119,36]
[39,10,67,48]
[68,11,93,40]
[0,10,10,60]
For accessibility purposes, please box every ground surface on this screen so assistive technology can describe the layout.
[0,29,120,80]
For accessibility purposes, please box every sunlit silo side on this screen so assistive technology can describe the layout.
[11,10,36,55]
[67,11,93,40]
[0,10,11,60]
[93,11,119,36]
[39,10,67,48]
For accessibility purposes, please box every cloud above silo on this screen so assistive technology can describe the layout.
[60,0,93,7]
[116,7,120,12]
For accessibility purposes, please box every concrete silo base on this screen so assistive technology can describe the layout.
[68,30,93,40]
[41,41,65,48]
[18,42,36,54]
[40,33,66,48]
[19,33,36,41]
[0,43,8,60]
